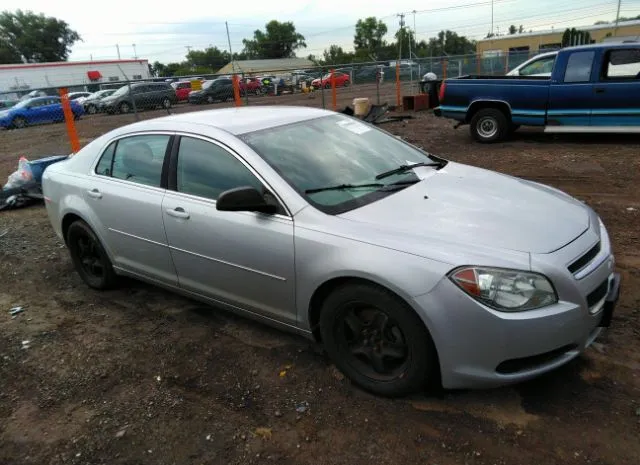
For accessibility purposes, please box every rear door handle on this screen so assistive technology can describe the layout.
[594,88,606,93]
[165,207,190,219]
[87,188,102,199]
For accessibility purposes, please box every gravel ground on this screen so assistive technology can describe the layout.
[1,89,639,465]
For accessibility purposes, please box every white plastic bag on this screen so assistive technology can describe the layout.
[3,157,33,190]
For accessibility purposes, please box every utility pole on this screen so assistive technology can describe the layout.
[397,13,405,61]
[614,0,622,36]
[225,21,235,74]
[412,10,417,58]
[116,44,121,60]
[132,44,138,60]
[491,0,494,36]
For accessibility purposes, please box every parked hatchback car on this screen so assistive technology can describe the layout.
[42,107,620,397]
[311,72,350,89]
[188,78,234,104]
[0,96,83,129]
[100,82,177,114]
[82,89,117,114]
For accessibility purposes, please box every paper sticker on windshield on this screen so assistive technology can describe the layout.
[337,119,371,135]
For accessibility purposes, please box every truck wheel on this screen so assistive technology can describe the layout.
[470,108,508,143]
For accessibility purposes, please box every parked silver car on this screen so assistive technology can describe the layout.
[42,107,620,396]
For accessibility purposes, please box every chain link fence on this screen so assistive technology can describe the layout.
[0,49,550,156]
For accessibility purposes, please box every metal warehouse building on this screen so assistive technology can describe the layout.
[0,59,151,97]
[477,19,640,56]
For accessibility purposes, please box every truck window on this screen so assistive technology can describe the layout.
[563,51,595,83]
[603,49,640,79]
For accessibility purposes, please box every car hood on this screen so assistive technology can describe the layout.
[338,162,589,254]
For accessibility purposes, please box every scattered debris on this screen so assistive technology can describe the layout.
[206,434,211,441]
[115,429,126,438]
[0,229,7,238]
[9,306,25,316]
[254,427,272,439]
[627,207,636,212]
[279,370,287,378]
[329,365,345,381]
[636,407,640,417]
[296,401,310,414]
[274,410,282,417]
[21,340,30,349]
[156,376,161,382]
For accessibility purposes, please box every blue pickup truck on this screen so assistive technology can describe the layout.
[435,43,640,142]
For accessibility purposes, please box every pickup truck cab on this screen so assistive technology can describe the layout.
[436,43,640,142]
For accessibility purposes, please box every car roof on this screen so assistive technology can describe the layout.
[123,106,334,135]
[562,42,639,52]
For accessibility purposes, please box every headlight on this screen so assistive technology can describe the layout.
[449,266,558,311]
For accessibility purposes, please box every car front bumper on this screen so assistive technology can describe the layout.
[412,258,619,389]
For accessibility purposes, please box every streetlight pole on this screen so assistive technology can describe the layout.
[491,0,494,36]
[132,44,137,60]
[614,0,622,36]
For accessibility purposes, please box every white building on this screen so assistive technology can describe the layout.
[0,59,151,97]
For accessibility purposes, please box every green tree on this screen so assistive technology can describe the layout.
[0,10,81,63]
[186,46,230,72]
[354,17,388,60]
[562,28,592,46]
[420,30,476,56]
[509,25,518,35]
[242,20,306,59]
[322,45,354,65]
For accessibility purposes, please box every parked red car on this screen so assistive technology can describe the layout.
[240,77,264,94]
[171,80,203,102]
[311,72,350,89]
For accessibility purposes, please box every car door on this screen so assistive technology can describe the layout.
[88,133,178,285]
[24,99,48,124]
[161,135,296,325]
[547,50,596,127]
[131,85,148,109]
[591,48,640,127]
[42,98,62,123]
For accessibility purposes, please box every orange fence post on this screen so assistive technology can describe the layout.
[232,75,242,107]
[330,68,337,111]
[58,88,80,154]
[442,59,448,80]
[395,62,401,109]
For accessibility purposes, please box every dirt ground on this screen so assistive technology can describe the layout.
[1,87,639,465]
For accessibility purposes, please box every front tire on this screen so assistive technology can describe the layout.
[67,220,117,290]
[86,104,97,115]
[319,283,437,397]
[12,116,27,129]
[469,108,509,143]
[161,97,171,109]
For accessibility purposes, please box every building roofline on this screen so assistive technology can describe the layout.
[477,19,640,43]
[0,59,149,71]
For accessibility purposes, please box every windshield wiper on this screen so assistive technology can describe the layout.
[305,183,384,194]
[375,161,445,180]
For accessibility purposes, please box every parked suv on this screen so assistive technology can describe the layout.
[100,82,177,114]
[188,78,234,104]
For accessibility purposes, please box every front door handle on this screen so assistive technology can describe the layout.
[87,188,102,199]
[165,207,190,219]
[594,87,606,94]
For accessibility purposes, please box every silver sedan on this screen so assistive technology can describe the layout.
[42,106,620,396]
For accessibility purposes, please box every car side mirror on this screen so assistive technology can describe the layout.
[216,186,278,214]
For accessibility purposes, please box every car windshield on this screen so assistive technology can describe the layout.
[13,99,33,109]
[241,114,443,214]
[203,80,215,89]
[111,85,129,97]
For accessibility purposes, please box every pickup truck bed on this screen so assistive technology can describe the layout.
[435,43,640,142]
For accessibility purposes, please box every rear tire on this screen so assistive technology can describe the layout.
[86,105,97,115]
[319,283,437,397]
[161,97,171,109]
[469,108,509,143]
[67,220,117,290]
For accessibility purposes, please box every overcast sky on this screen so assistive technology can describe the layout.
[13,0,640,63]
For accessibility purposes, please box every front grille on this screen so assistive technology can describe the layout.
[586,279,609,308]
[568,241,601,274]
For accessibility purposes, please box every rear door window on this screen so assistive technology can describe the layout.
[603,49,640,80]
[563,51,595,83]
[95,135,170,187]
